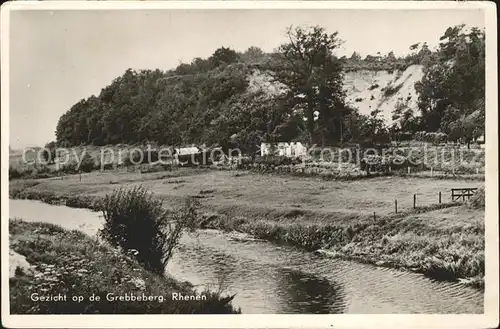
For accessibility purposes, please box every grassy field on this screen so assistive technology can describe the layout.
[9,168,485,287]
[10,168,483,215]
[9,219,240,314]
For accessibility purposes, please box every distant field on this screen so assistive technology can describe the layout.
[11,168,484,218]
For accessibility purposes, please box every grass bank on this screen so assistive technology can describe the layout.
[9,219,240,314]
[200,203,484,289]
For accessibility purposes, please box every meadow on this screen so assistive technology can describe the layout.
[10,167,483,215]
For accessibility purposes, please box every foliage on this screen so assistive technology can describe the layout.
[346,109,390,147]
[98,186,200,275]
[209,46,240,67]
[40,141,58,164]
[467,186,485,209]
[79,153,96,173]
[414,131,448,145]
[382,82,404,98]
[269,25,346,145]
[414,25,485,143]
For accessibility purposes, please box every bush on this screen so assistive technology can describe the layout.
[383,82,403,97]
[467,187,485,209]
[254,155,300,166]
[9,166,24,180]
[414,131,448,145]
[61,161,78,174]
[361,154,410,172]
[98,186,200,275]
[41,141,58,164]
[79,154,95,173]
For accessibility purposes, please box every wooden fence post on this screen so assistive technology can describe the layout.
[439,192,442,204]
[395,199,398,214]
[373,212,376,220]
[413,194,416,209]
[430,167,433,176]
[79,171,82,182]
[407,166,411,174]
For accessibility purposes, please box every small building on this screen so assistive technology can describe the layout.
[174,146,200,156]
[260,142,308,158]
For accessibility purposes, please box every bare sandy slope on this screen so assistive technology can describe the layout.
[248,65,424,125]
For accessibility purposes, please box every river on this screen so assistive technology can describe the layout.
[9,199,483,314]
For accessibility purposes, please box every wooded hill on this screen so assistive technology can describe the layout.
[54,24,485,152]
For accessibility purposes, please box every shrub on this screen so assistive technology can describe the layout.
[79,154,95,173]
[41,141,58,164]
[9,166,24,180]
[123,150,143,166]
[467,187,485,209]
[383,82,403,97]
[368,83,380,90]
[145,149,160,163]
[360,154,410,172]
[98,186,200,275]
[254,155,299,166]
[61,161,78,174]
[414,131,448,145]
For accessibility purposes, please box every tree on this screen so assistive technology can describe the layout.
[41,141,58,164]
[358,110,391,147]
[270,25,346,145]
[349,51,362,61]
[386,51,396,62]
[391,99,419,139]
[414,25,485,141]
[447,101,484,147]
[241,46,265,63]
[209,47,240,67]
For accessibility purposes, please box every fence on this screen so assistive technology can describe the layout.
[390,187,478,215]
[451,188,478,202]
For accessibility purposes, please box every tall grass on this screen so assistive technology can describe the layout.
[98,186,200,275]
[467,186,485,209]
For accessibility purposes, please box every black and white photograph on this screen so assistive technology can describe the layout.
[1,1,498,328]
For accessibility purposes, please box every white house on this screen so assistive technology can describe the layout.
[174,146,200,156]
[260,142,308,158]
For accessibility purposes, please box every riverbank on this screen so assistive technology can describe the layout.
[201,204,484,288]
[9,219,240,314]
[9,171,485,289]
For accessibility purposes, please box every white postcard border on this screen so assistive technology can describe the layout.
[1,1,498,328]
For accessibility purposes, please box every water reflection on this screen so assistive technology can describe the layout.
[274,268,346,314]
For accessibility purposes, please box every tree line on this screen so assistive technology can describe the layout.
[54,24,485,153]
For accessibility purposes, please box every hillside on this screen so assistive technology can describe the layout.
[51,24,484,150]
[247,64,424,125]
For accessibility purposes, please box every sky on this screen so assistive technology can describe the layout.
[8,8,485,149]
